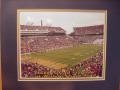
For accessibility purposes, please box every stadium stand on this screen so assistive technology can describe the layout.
[20,24,104,78]
[20,25,65,36]
[70,25,104,44]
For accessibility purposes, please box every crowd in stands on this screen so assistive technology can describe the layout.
[73,35,103,44]
[21,50,103,78]
[70,25,104,44]
[21,36,79,53]
[73,25,104,35]
[20,25,65,34]
[20,24,104,78]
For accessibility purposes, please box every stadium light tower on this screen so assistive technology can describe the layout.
[41,19,43,26]
[26,16,34,26]
[46,18,52,27]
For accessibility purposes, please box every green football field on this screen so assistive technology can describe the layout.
[21,44,102,69]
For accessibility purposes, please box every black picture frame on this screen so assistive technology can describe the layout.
[1,0,120,90]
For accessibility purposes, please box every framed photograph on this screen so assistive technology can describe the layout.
[1,0,120,90]
[17,9,107,81]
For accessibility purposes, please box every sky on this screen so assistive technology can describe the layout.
[20,11,106,34]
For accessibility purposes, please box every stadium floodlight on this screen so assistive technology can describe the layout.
[46,18,52,26]
[26,16,34,26]
[46,18,52,23]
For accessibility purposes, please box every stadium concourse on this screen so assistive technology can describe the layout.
[20,24,104,78]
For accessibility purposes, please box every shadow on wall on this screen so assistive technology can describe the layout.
[0,65,2,90]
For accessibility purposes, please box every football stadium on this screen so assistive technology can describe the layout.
[20,24,104,79]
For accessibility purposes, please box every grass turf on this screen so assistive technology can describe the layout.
[21,44,102,68]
